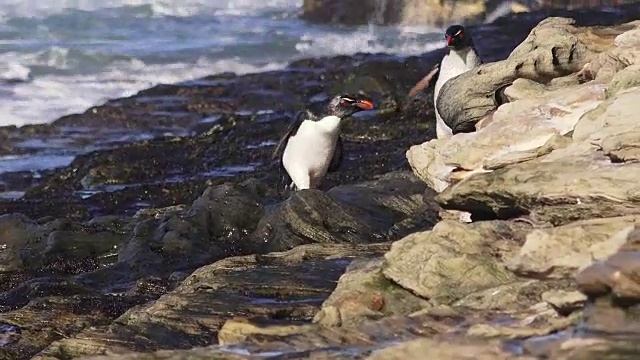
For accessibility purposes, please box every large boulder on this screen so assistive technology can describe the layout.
[436,86,640,225]
[435,17,636,134]
[528,224,640,359]
[407,20,640,225]
[248,172,437,254]
[507,216,639,279]
[382,220,529,305]
[301,0,531,26]
[301,0,403,25]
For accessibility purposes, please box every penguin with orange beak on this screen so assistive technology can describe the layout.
[272,94,375,191]
[433,24,482,138]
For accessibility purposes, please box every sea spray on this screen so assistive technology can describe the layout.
[0,0,442,127]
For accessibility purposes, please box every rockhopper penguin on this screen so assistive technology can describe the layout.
[271,94,375,191]
[434,24,481,138]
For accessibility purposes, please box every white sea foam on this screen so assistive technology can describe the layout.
[0,0,443,128]
[296,27,444,57]
[0,0,303,18]
[0,56,286,127]
[0,154,76,173]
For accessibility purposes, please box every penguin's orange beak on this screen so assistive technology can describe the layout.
[355,99,374,110]
[446,35,453,46]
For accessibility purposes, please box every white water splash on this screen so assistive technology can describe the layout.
[0,0,443,127]
[0,0,303,18]
[0,57,286,127]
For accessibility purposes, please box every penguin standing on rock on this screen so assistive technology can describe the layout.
[409,24,481,139]
[271,94,375,192]
[434,25,481,138]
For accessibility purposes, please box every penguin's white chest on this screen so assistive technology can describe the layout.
[282,116,340,188]
[434,49,479,103]
[433,49,480,139]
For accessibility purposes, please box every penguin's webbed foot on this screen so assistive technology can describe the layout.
[277,182,298,198]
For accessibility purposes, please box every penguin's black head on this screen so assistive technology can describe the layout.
[327,94,375,119]
[445,24,471,50]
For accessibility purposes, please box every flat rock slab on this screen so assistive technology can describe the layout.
[507,215,639,279]
[76,303,573,360]
[409,81,606,192]
[436,141,640,224]
[29,243,390,359]
[249,171,437,253]
[382,220,529,305]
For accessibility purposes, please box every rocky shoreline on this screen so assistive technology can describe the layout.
[300,0,639,27]
[2,5,640,360]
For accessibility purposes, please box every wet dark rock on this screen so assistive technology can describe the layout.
[0,322,21,348]
[132,205,188,220]
[0,213,44,272]
[87,215,138,232]
[30,243,390,358]
[0,171,431,358]
[44,230,123,265]
[116,179,266,272]
[2,294,152,359]
[249,172,436,254]
[110,172,431,279]
[574,224,640,338]
[0,213,126,274]
[0,276,90,311]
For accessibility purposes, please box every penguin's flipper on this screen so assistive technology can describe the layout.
[327,135,344,173]
[408,63,440,97]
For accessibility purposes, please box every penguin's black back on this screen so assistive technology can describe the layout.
[271,108,346,193]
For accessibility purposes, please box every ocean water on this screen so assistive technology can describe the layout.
[0,0,445,128]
